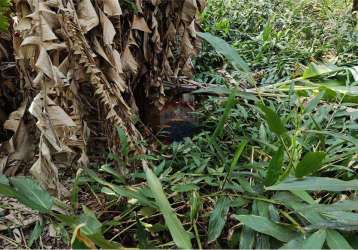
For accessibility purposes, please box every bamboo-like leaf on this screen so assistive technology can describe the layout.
[258,104,287,135]
[28,221,44,247]
[211,91,237,140]
[197,32,251,73]
[10,177,53,213]
[295,152,326,178]
[239,226,255,249]
[304,91,325,114]
[208,197,231,242]
[267,177,358,191]
[144,166,192,249]
[296,200,358,213]
[326,229,352,249]
[302,229,326,249]
[78,206,102,236]
[265,146,285,186]
[233,215,298,242]
[303,63,340,79]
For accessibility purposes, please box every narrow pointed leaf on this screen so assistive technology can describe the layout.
[145,166,192,249]
[208,197,231,242]
[233,215,298,242]
[326,230,352,249]
[295,152,326,178]
[302,229,326,249]
[197,32,251,73]
[267,177,358,192]
[10,177,53,213]
[258,104,287,135]
[265,146,285,186]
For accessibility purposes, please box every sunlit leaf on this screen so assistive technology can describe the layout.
[303,63,340,79]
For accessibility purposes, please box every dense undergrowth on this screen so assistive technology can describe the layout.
[1,0,358,249]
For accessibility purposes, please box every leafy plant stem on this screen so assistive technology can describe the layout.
[280,210,305,234]
[193,221,203,249]
[221,140,248,190]
[279,136,294,179]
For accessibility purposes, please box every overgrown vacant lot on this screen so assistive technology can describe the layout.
[1,0,358,249]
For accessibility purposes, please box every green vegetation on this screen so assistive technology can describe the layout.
[1,0,358,249]
[0,0,10,31]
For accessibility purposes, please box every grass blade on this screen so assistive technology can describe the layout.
[211,91,237,141]
[144,166,192,249]
[222,140,248,188]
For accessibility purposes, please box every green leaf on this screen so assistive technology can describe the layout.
[99,164,125,184]
[197,32,251,74]
[78,206,102,236]
[10,177,53,213]
[262,22,272,42]
[326,229,352,249]
[136,217,152,249]
[323,211,358,225]
[267,177,358,192]
[291,191,316,204]
[189,191,201,222]
[303,63,340,79]
[117,127,129,157]
[302,229,326,249]
[87,169,157,208]
[295,152,326,178]
[0,0,10,31]
[211,91,237,140]
[71,169,83,210]
[144,166,192,249]
[233,215,298,242]
[297,200,358,213]
[223,140,248,187]
[0,181,17,198]
[28,221,44,247]
[0,175,17,198]
[89,233,122,249]
[280,236,304,249]
[258,104,287,135]
[265,146,285,186]
[109,185,157,208]
[172,183,199,193]
[239,226,255,249]
[0,175,9,185]
[304,91,325,114]
[208,197,231,242]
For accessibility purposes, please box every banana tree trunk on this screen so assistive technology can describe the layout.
[354,0,358,12]
[1,0,206,196]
